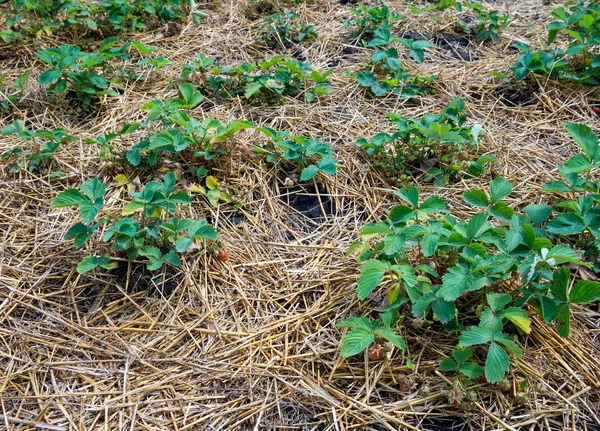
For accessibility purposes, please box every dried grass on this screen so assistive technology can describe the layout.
[1,0,600,429]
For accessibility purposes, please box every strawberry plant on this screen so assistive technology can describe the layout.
[344,1,402,45]
[340,178,600,383]
[254,127,338,181]
[261,10,316,47]
[356,97,491,186]
[0,71,29,115]
[52,172,217,274]
[352,36,437,98]
[36,39,130,107]
[181,56,333,104]
[510,1,600,84]
[459,3,511,44]
[88,84,252,170]
[1,0,205,41]
[1,120,76,172]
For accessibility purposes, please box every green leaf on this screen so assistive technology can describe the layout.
[80,178,106,201]
[122,201,144,215]
[300,165,320,181]
[374,327,406,349]
[439,357,458,371]
[489,177,513,204]
[524,204,552,226]
[546,245,586,266]
[79,198,103,224]
[175,236,193,253]
[569,280,600,304]
[1,120,24,135]
[550,265,569,302]
[77,255,115,274]
[452,346,473,365]
[463,189,489,207]
[487,293,512,312]
[459,326,493,346]
[340,327,374,357]
[162,249,181,267]
[357,260,390,300]
[438,267,470,301]
[485,342,509,383]
[337,317,373,330]
[459,362,484,379]
[556,304,570,337]
[546,213,585,235]
[499,307,532,334]
[244,82,263,99]
[432,299,456,324]
[52,188,86,207]
[565,122,598,162]
[383,234,404,255]
[490,202,514,221]
[395,186,419,208]
[39,70,61,85]
[466,212,490,242]
[420,196,448,213]
[563,154,593,173]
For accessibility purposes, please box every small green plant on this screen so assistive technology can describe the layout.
[439,346,484,380]
[356,97,491,186]
[510,1,600,84]
[344,1,402,45]
[339,177,600,383]
[1,0,206,41]
[459,3,511,44]
[181,55,333,104]
[36,39,129,107]
[1,120,76,172]
[52,172,217,273]
[0,71,30,114]
[352,33,437,98]
[261,10,316,47]
[254,127,338,181]
[88,84,252,170]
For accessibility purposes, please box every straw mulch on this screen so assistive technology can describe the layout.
[1,0,600,429]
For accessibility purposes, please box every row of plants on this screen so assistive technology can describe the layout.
[340,122,600,389]
[0,0,207,42]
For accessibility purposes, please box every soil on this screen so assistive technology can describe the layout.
[280,182,335,220]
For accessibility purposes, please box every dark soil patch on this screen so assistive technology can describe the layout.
[493,84,538,107]
[244,1,276,21]
[434,34,477,61]
[114,261,178,297]
[280,182,335,220]
[420,417,468,431]
[342,45,360,55]
[402,30,426,41]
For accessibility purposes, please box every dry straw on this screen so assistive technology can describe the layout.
[1,0,600,429]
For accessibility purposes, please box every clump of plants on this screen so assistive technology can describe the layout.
[356,97,492,186]
[260,9,316,48]
[36,39,129,107]
[88,84,252,170]
[0,71,29,115]
[351,29,436,98]
[344,1,402,45]
[52,172,217,274]
[181,55,333,103]
[254,127,338,181]
[340,176,600,383]
[339,122,600,385]
[458,3,511,44]
[1,120,76,173]
[510,1,600,84]
[0,0,206,42]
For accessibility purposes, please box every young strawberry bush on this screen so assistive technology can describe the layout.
[261,10,316,48]
[0,0,206,42]
[344,1,402,46]
[52,172,217,274]
[340,176,600,383]
[356,97,493,186]
[1,120,76,173]
[458,3,511,44]
[510,1,600,84]
[181,55,333,103]
[351,31,436,98]
[0,71,29,115]
[254,127,338,181]
[87,84,252,170]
